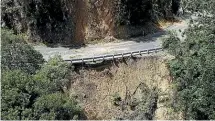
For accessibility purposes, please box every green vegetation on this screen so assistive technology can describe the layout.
[33,93,82,120]
[163,0,215,119]
[34,56,71,94]
[134,87,158,120]
[181,0,215,13]
[1,0,180,44]
[2,0,215,120]
[1,70,37,120]
[115,0,179,25]
[112,93,122,106]
[1,30,85,120]
[1,29,44,74]
[1,0,74,44]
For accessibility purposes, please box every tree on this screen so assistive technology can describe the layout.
[1,58,84,120]
[32,57,86,120]
[1,29,44,74]
[1,30,84,120]
[33,56,72,94]
[181,0,215,15]
[163,0,215,119]
[33,93,84,120]
[1,70,37,120]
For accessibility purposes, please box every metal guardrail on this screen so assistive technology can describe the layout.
[65,47,163,64]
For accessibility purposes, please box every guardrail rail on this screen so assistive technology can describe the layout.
[65,47,163,64]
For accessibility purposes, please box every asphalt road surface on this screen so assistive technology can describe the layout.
[34,19,189,61]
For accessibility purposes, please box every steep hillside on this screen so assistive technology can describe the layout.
[1,0,181,45]
[69,55,182,119]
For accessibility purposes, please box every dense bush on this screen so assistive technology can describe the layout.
[33,93,83,120]
[1,59,84,120]
[1,29,44,74]
[1,29,84,120]
[163,1,215,119]
[1,0,26,32]
[1,70,37,120]
[1,0,74,44]
[181,0,215,14]
[1,69,84,120]
[114,0,179,26]
[114,0,152,25]
[34,56,72,94]
[1,0,181,44]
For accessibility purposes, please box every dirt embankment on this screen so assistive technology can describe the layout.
[69,55,183,120]
[2,0,179,45]
[73,0,116,43]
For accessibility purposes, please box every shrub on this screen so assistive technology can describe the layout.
[33,56,72,94]
[1,58,84,120]
[33,93,84,120]
[1,29,84,120]
[1,70,37,120]
[163,2,215,119]
[1,29,44,74]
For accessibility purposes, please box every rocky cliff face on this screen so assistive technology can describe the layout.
[1,0,180,45]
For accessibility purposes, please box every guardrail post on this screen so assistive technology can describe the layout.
[139,51,142,56]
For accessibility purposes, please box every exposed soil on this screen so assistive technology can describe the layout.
[69,55,182,120]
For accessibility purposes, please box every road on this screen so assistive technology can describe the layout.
[34,19,189,61]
